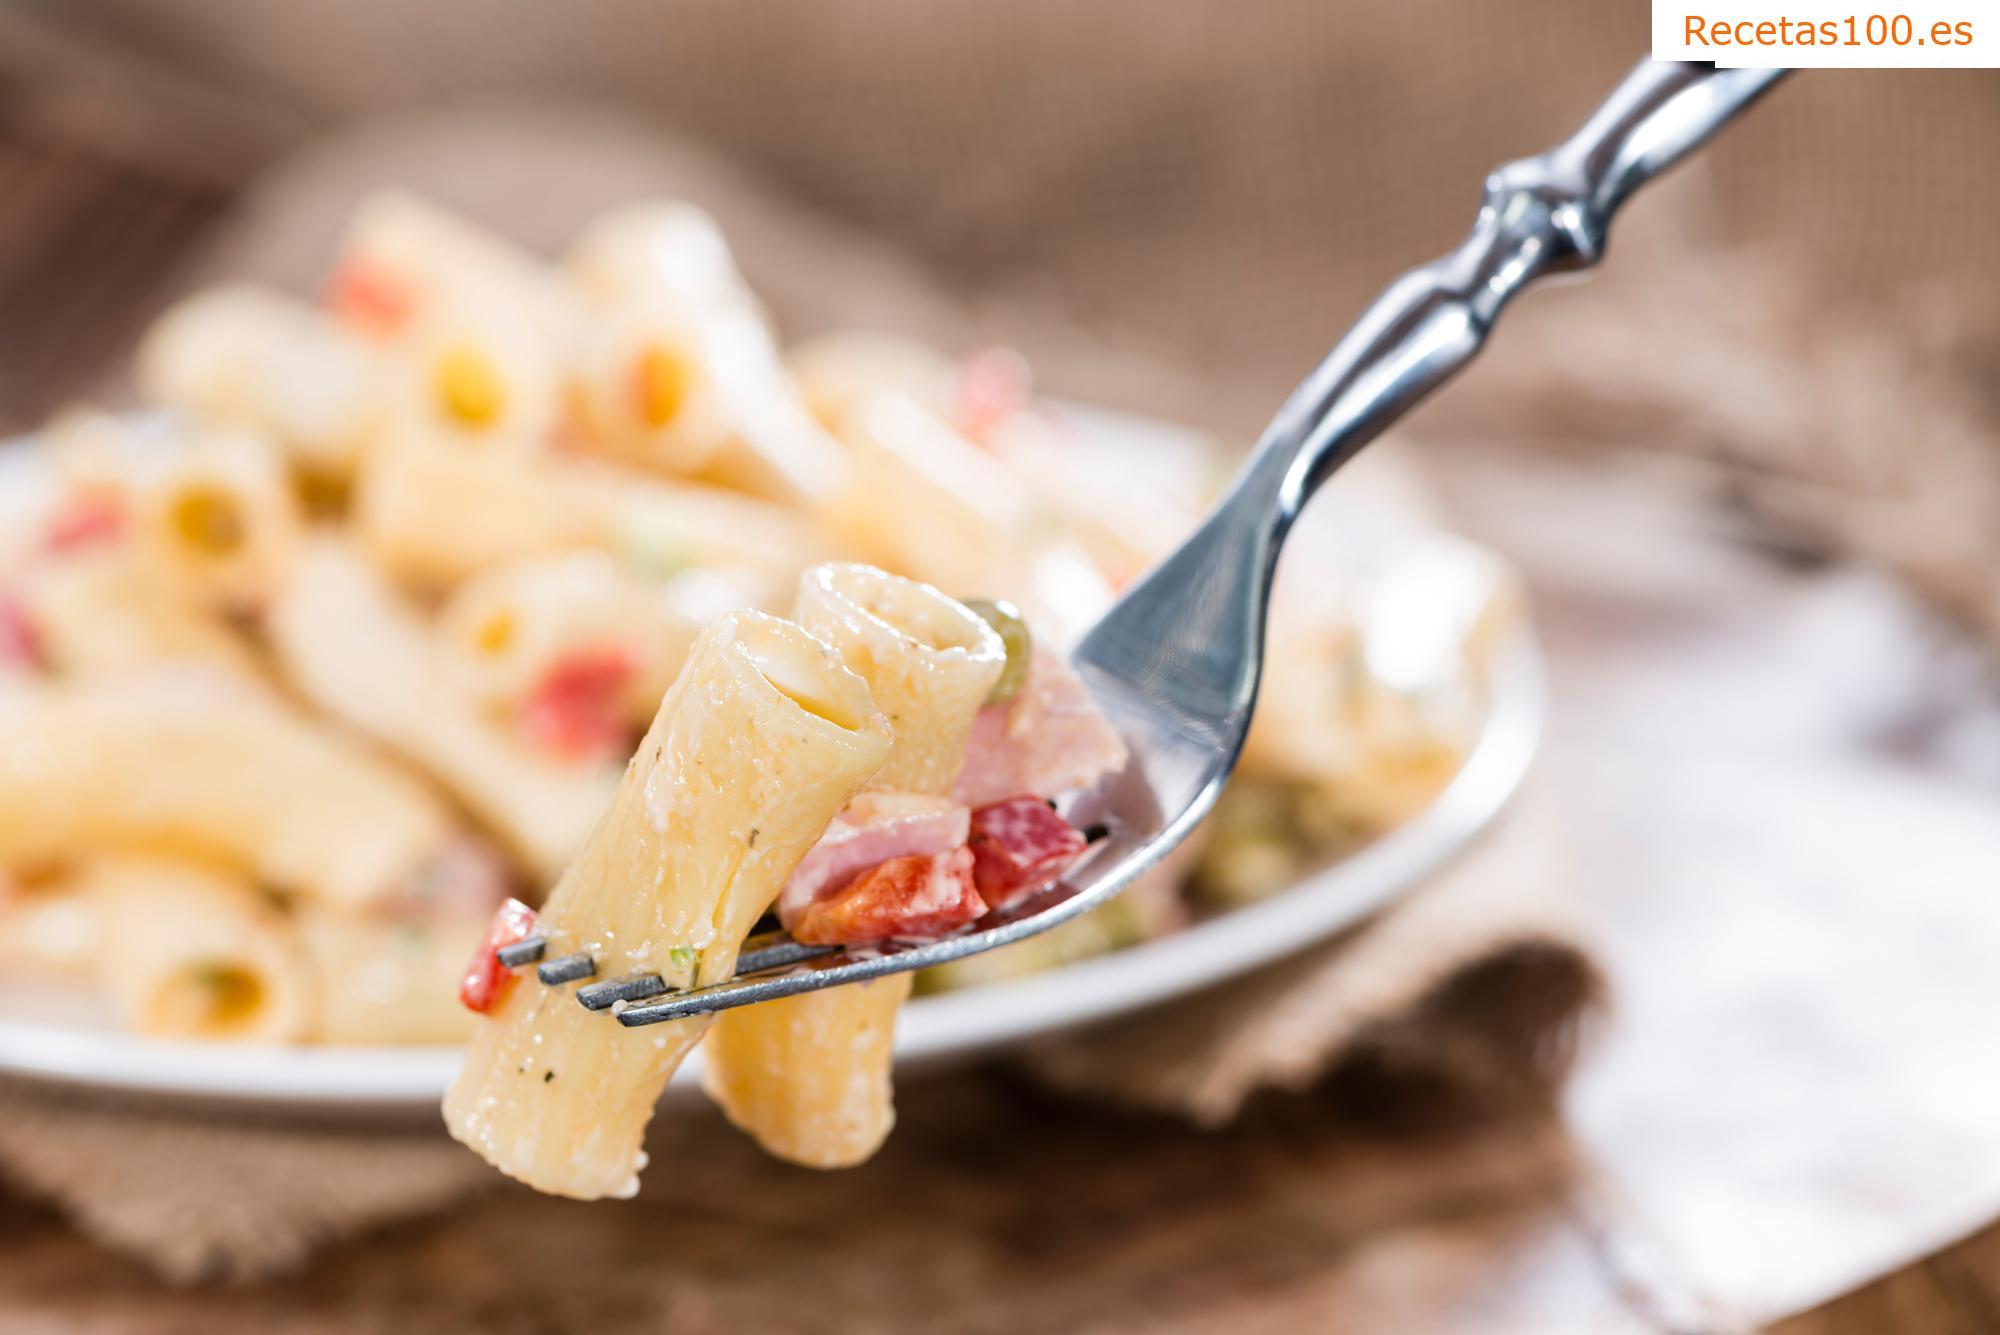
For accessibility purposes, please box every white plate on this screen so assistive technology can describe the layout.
[0,409,1544,1119]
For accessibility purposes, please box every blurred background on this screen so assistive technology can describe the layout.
[2,3,1999,1332]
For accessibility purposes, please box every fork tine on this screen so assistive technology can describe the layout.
[732,936,840,976]
[536,952,596,986]
[496,935,547,968]
[576,972,669,1010]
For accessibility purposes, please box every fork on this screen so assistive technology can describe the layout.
[502,58,1787,1026]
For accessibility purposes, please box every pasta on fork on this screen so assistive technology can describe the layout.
[445,561,1123,1195]
[701,563,1006,1168]
[443,610,892,1199]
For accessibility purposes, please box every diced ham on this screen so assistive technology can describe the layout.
[326,259,417,338]
[778,791,969,929]
[0,592,43,673]
[42,495,124,554]
[951,647,1128,807]
[458,897,539,1014]
[790,846,985,946]
[954,347,1031,445]
[520,650,636,762]
[967,797,1089,911]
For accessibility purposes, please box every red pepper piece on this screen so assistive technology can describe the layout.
[967,796,1088,912]
[458,898,540,1014]
[519,650,635,763]
[790,846,986,946]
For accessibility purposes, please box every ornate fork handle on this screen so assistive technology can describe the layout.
[1262,60,1788,511]
[1075,61,1786,739]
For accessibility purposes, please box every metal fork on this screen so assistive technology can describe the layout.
[504,59,1787,1026]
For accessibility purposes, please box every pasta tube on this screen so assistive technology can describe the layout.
[297,906,485,1045]
[565,202,765,320]
[0,877,96,983]
[564,203,844,505]
[444,611,890,1199]
[78,856,316,1043]
[327,191,572,344]
[437,550,708,726]
[703,565,1003,1167]
[267,540,618,881]
[136,283,382,475]
[570,301,845,506]
[0,674,453,907]
[16,552,259,681]
[353,425,815,591]
[786,331,957,439]
[133,426,303,610]
[391,294,563,450]
[790,563,1006,794]
[821,394,1112,643]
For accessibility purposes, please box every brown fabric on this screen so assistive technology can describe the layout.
[0,1090,494,1285]
[0,107,1597,1282]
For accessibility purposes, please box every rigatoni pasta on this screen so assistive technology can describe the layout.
[137,283,382,476]
[296,905,485,1046]
[132,426,303,610]
[14,552,261,681]
[78,856,317,1043]
[702,564,1005,1167]
[0,675,452,908]
[267,540,618,881]
[443,611,890,1198]
[437,550,704,729]
[351,422,816,591]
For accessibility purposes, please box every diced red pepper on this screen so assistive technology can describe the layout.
[967,797,1088,912]
[42,494,124,554]
[954,347,1032,445]
[326,259,417,338]
[0,592,44,673]
[519,649,636,763]
[790,846,986,946]
[458,897,539,1014]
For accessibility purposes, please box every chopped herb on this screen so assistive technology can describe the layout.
[543,1070,556,1083]
[669,947,698,970]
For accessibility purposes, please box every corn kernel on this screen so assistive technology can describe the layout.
[476,612,515,655]
[436,343,506,427]
[169,487,245,556]
[630,343,695,429]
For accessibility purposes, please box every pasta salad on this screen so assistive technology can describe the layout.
[0,195,1516,1124]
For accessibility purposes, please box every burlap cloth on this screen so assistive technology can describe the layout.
[0,109,1596,1283]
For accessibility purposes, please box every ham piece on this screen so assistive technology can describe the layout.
[777,791,969,930]
[951,646,1128,807]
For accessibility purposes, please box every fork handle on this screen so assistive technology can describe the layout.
[1249,60,1786,519]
